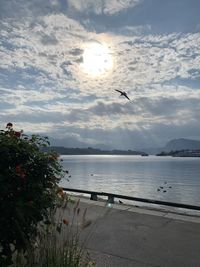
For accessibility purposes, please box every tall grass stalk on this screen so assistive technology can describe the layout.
[12,195,95,267]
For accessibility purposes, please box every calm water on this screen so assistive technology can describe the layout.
[60,155,200,207]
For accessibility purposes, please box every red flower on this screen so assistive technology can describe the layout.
[57,188,65,198]
[14,131,21,138]
[49,154,58,161]
[63,219,69,225]
[15,165,26,179]
[16,165,22,173]
[6,122,13,128]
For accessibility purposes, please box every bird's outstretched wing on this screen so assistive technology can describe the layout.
[124,93,130,100]
[115,89,123,94]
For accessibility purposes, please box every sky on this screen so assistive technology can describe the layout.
[0,0,200,150]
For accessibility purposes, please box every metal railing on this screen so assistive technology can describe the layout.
[62,187,200,211]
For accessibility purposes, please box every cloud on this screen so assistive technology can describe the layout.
[0,0,200,149]
[87,101,137,116]
[69,48,84,56]
[40,33,59,45]
[67,0,142,15]
[1,7,200,96]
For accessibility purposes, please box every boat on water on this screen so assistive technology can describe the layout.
[141,153,149,157]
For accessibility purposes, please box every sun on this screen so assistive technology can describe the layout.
[81,42,113,77]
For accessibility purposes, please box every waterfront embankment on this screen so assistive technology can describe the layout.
[68,196,200,267]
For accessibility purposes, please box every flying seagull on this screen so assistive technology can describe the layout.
[115,89,130,100]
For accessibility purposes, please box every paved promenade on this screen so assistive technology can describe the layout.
[72,197,200,267]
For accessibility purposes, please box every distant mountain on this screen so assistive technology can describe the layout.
[45,138,200,155]
[142,138,200,154]
[44,146,148,156]
[164,138,200,152]
[142,147,162,155]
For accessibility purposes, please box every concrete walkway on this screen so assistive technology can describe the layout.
[72,197,200,267]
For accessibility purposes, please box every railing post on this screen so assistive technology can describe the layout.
[90,193,98,201]
[108,195,114,204]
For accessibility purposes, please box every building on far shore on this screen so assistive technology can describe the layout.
[157,150,200,157]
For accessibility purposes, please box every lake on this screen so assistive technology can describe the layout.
[60,155,200,208]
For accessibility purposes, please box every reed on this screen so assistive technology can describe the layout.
[12,195,95,267]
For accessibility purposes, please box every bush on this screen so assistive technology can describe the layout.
[0,123,65,266]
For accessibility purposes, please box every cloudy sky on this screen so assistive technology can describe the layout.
[0,0,200,149]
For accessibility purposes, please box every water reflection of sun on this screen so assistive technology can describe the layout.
[81,42,113,77]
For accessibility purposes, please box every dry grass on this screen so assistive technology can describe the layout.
[11,193,96,267]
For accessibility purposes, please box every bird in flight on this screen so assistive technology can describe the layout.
[115,89,130,100]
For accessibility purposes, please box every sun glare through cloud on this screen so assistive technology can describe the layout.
[0,0,200,149]
[81,42,114,77]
